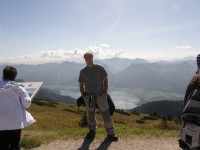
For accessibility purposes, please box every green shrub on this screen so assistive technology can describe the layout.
[158,119,169,129]
[115,109,131,116]
[136,120,145,124]
[78,112,88,127]
[131,111,140,115]
[32,101,56,107]
[142,116,158,120]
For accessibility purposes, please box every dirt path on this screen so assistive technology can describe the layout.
[30,136,181,150]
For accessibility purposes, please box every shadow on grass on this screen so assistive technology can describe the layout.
[114,120,126,124]
[63,108,83,114]
[32,101,57,107]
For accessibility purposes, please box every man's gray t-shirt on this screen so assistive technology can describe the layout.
[78,64,107,95]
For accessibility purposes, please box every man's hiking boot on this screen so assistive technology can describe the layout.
[86,130,96,139]
[107,134,118,142]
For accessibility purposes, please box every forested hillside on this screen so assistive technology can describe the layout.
[131,100,184,118]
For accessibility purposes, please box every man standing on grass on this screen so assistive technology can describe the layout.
[78,52,118,141]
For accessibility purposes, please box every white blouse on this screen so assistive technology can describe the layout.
[0,81,35,130]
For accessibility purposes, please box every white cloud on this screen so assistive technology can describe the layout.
[175,45,192,49]
[100,44,110,49]
[0,44,128,64]
[0,44,198,64]
[138,45,198,61]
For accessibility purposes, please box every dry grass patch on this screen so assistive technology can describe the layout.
[21,99,180,149]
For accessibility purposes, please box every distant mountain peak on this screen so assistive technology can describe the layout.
[132,58,149,63]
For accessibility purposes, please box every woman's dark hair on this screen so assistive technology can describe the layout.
[3,66,17,81]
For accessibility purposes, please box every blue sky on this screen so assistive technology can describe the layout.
[0,0,200,64]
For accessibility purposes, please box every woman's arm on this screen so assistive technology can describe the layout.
[18,86,31,109]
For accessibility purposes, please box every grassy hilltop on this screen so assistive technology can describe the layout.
[21,99,180,149]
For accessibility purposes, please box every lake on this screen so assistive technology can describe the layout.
[60,89,140,109]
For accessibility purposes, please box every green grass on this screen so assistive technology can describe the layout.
[21,99,180,149]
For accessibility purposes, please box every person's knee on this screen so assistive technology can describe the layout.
[102,110,111,122]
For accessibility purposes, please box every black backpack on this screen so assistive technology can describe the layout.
[107,94,115,116]
[76,96,85,110]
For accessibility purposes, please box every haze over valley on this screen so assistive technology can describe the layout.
[0,57,196,109]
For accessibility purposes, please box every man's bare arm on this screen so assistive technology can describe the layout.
[79,82,85,97]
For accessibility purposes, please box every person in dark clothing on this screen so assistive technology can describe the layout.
[78,52,118,141]
[179,54,200,149]
[184,54,200,106]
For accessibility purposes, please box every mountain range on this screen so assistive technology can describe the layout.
[0,57,196,94]
[34,88,75,103]
[110,59,196,93]
[0,57,197,115]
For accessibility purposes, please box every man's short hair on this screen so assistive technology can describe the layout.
[3,66,17,81]
[84,52,93,58]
